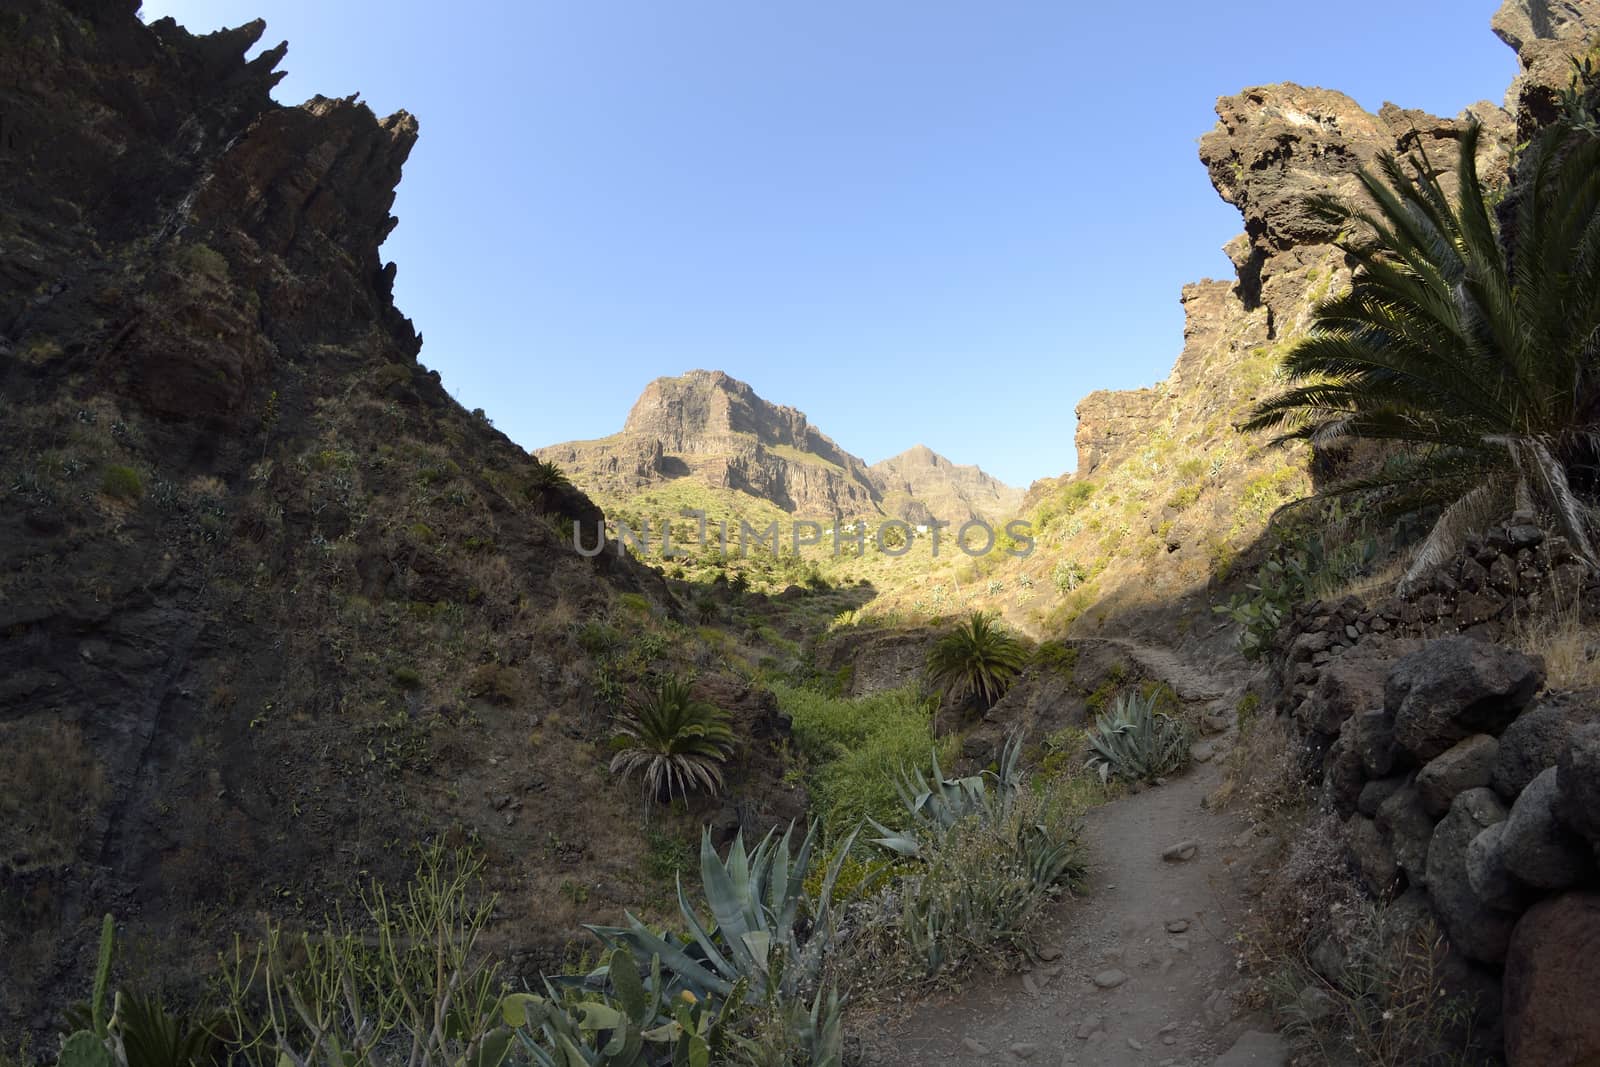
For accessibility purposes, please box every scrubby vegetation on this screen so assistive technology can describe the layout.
[773,683,950,834]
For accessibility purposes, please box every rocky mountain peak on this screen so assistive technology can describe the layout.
[542,372,1021,523]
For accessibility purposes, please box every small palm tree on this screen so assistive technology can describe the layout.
[526,457,571,493]
[926,611,1028,713]
[609,676,734,813]
[1243,107,1600,586]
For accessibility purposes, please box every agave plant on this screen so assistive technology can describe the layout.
[925,612,1029,712]
[510,946,742,1067]
[867,736,1086,977]
[1084,689,1193,784]
[690,593,720,625]
[583,823,853,1065]
[867,732,1025,856]
[1243,96,1600,588]
[609,676,734,808]
[56,916,229,1067]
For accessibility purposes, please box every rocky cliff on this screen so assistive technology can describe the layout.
[539,369,1022,524]
[1013,74,1520,641]
[0,0,800,1035]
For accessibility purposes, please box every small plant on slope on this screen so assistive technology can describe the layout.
[1084,689,1193,784]
[925,611,1028,713]
[609,675,734,811]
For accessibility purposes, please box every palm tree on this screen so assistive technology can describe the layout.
[1243,111,1600,587]
[926,612,1028,713]
[609,675,734,813]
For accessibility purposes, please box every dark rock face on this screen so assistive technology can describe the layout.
[1556,723,1600,847]
[1347,814,1401,899]
[1427,789,1515,964]
[1493,0,1600,138]
[0,0,795,1036]
[1468,822,1529,913]
[1385,638,1545,762]
[1377,782,1436,890]
[1503,892,1600,1067]
[1297,655,1388,737]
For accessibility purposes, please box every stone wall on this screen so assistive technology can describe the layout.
[1264,518,1600,1064]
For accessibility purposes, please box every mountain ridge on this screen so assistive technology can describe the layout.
[537,369,1023,525]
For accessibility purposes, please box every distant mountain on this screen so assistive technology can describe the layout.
[537,370,1021,524]
[869,444,1024,527]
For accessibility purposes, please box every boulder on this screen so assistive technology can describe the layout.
[1416,735,1499,817]
[1426,788,1514,964]
[1501,767,1592,890]
[1376,782,1436,889]
[1466,822,1527,912]
[1346,814,1401,899]
[1357,774,1407,818]
[1556,722,1600,847]
[1385,637,1544,762]
[1493,692,1600,799]
[1296,654,1388,736]
[1504,893,1600,1067]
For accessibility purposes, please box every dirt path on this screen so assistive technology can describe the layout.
[1075,636,1234,703]
[859,655,1291,1067]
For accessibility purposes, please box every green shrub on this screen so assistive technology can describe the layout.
[1032,642,1078,679]
[99,465,143,501]
[773,683,951,833]
[1051,560,1088,594]
[1166,484,1202,511]
[865,747,1087,978]
[179,243,229,280]
[1268,902,1476,1066]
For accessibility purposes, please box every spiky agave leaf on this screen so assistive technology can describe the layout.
[1084,690,1193,784]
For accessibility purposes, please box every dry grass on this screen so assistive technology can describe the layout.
[1511,599,1600,689]
[1329,550,1412,603]
[1208,693,1305,819]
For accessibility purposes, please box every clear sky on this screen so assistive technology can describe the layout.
[139,1,1515,488]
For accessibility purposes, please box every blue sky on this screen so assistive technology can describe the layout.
[141,1,1515,488]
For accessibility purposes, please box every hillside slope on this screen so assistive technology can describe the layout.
[0,1,800,1032]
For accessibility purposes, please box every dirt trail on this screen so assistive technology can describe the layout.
[861,651,1290,1067]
